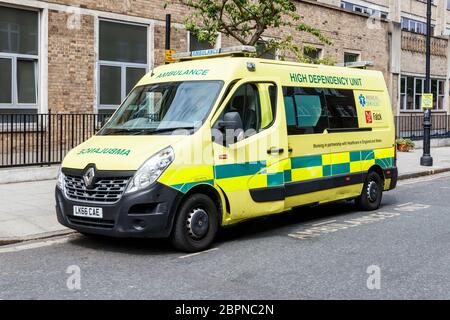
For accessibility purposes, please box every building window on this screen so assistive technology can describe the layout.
[256,40,276,60]
[400,76,412,111]
[414,78,424,110]
[303,46,322,61]
[344,52,360,63]
[353,5,364,13]
[400,76,445,111]
[98,20,148,110]
[340,1,388,18]
[0,6,39,112]
[189,33,216,51]
[431,79,445,110]
[447,0,450,10]
[401,17,434,35]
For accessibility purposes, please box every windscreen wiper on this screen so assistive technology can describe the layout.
[103,128,136,135]
[104,127,195,135]
[147,127,196,134]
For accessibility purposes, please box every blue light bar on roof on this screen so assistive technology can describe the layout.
[172,46,256,60]
[191,48,220,57]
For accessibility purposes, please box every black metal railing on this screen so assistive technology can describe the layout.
[0,112,111,168]
[395,113,450,140]
[1,112,449,168]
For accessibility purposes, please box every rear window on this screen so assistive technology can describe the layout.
[324,89,358,129]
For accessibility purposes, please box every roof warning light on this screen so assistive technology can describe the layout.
[172,46,256,61]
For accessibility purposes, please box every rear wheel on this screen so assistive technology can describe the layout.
[356,171,383,211]
[171,193,219,253]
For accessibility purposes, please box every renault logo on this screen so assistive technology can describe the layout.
[83,167,96,189]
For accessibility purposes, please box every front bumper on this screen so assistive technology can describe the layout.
[55,181,183,238]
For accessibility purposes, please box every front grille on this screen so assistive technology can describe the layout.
[64,175,129,204]
[68,216,115,229]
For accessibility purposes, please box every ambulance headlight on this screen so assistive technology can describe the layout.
[125,147,174,194]
[56,167,65,190]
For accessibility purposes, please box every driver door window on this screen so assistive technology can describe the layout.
[215,82,276,144]
[224,83,261,135]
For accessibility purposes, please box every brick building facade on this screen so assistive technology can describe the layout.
[0,0,449,116]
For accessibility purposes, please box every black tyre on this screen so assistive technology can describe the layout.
[171,194,219,252]
[356,171,383,211]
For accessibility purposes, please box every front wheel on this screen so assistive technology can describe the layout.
[171,194,219,253]
[356,171,383,211]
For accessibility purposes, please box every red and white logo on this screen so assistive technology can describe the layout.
[365,111,373,124]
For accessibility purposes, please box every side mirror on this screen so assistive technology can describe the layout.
[217,112,244,145]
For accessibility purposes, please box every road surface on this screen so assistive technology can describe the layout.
[1,173,449,299]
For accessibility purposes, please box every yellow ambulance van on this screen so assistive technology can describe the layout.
[55,46,397,252]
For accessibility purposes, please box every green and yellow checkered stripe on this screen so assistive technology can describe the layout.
[283,147,395,185]
[169,147,395,193]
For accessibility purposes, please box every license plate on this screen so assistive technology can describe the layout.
[73,206,103,219]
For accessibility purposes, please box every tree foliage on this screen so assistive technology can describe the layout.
[176,0,332,62]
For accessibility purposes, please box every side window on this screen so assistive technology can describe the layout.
[214,82,276,145]
[282,87,328,135]
[324,89,359,129]
[224,83,261,133]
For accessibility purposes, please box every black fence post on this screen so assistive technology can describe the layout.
[47,110,52,166]
[10,114,13,166]
[23,114,27,165]
[59,114,63,162]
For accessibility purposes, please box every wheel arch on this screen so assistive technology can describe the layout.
[177,183,224,226]
[367,164,385,181]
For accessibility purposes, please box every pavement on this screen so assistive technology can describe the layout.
[396,146,450,178]
[1,172,449,299]
[1,145,450,243]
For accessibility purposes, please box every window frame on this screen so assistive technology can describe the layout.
[344,52,360,64]
[0,6,39,110]
[431,79,445,110]
[437,79,445,110]
[97,18,149,111]
[414,77,424,111]
[401,16,433,35]
[400,75,446,112]
[340,1,387,18]
[400,76,406,111]
[98,61,148,109]
[353,5,364,13]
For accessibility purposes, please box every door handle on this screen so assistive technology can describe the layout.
[267,147,284,155]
